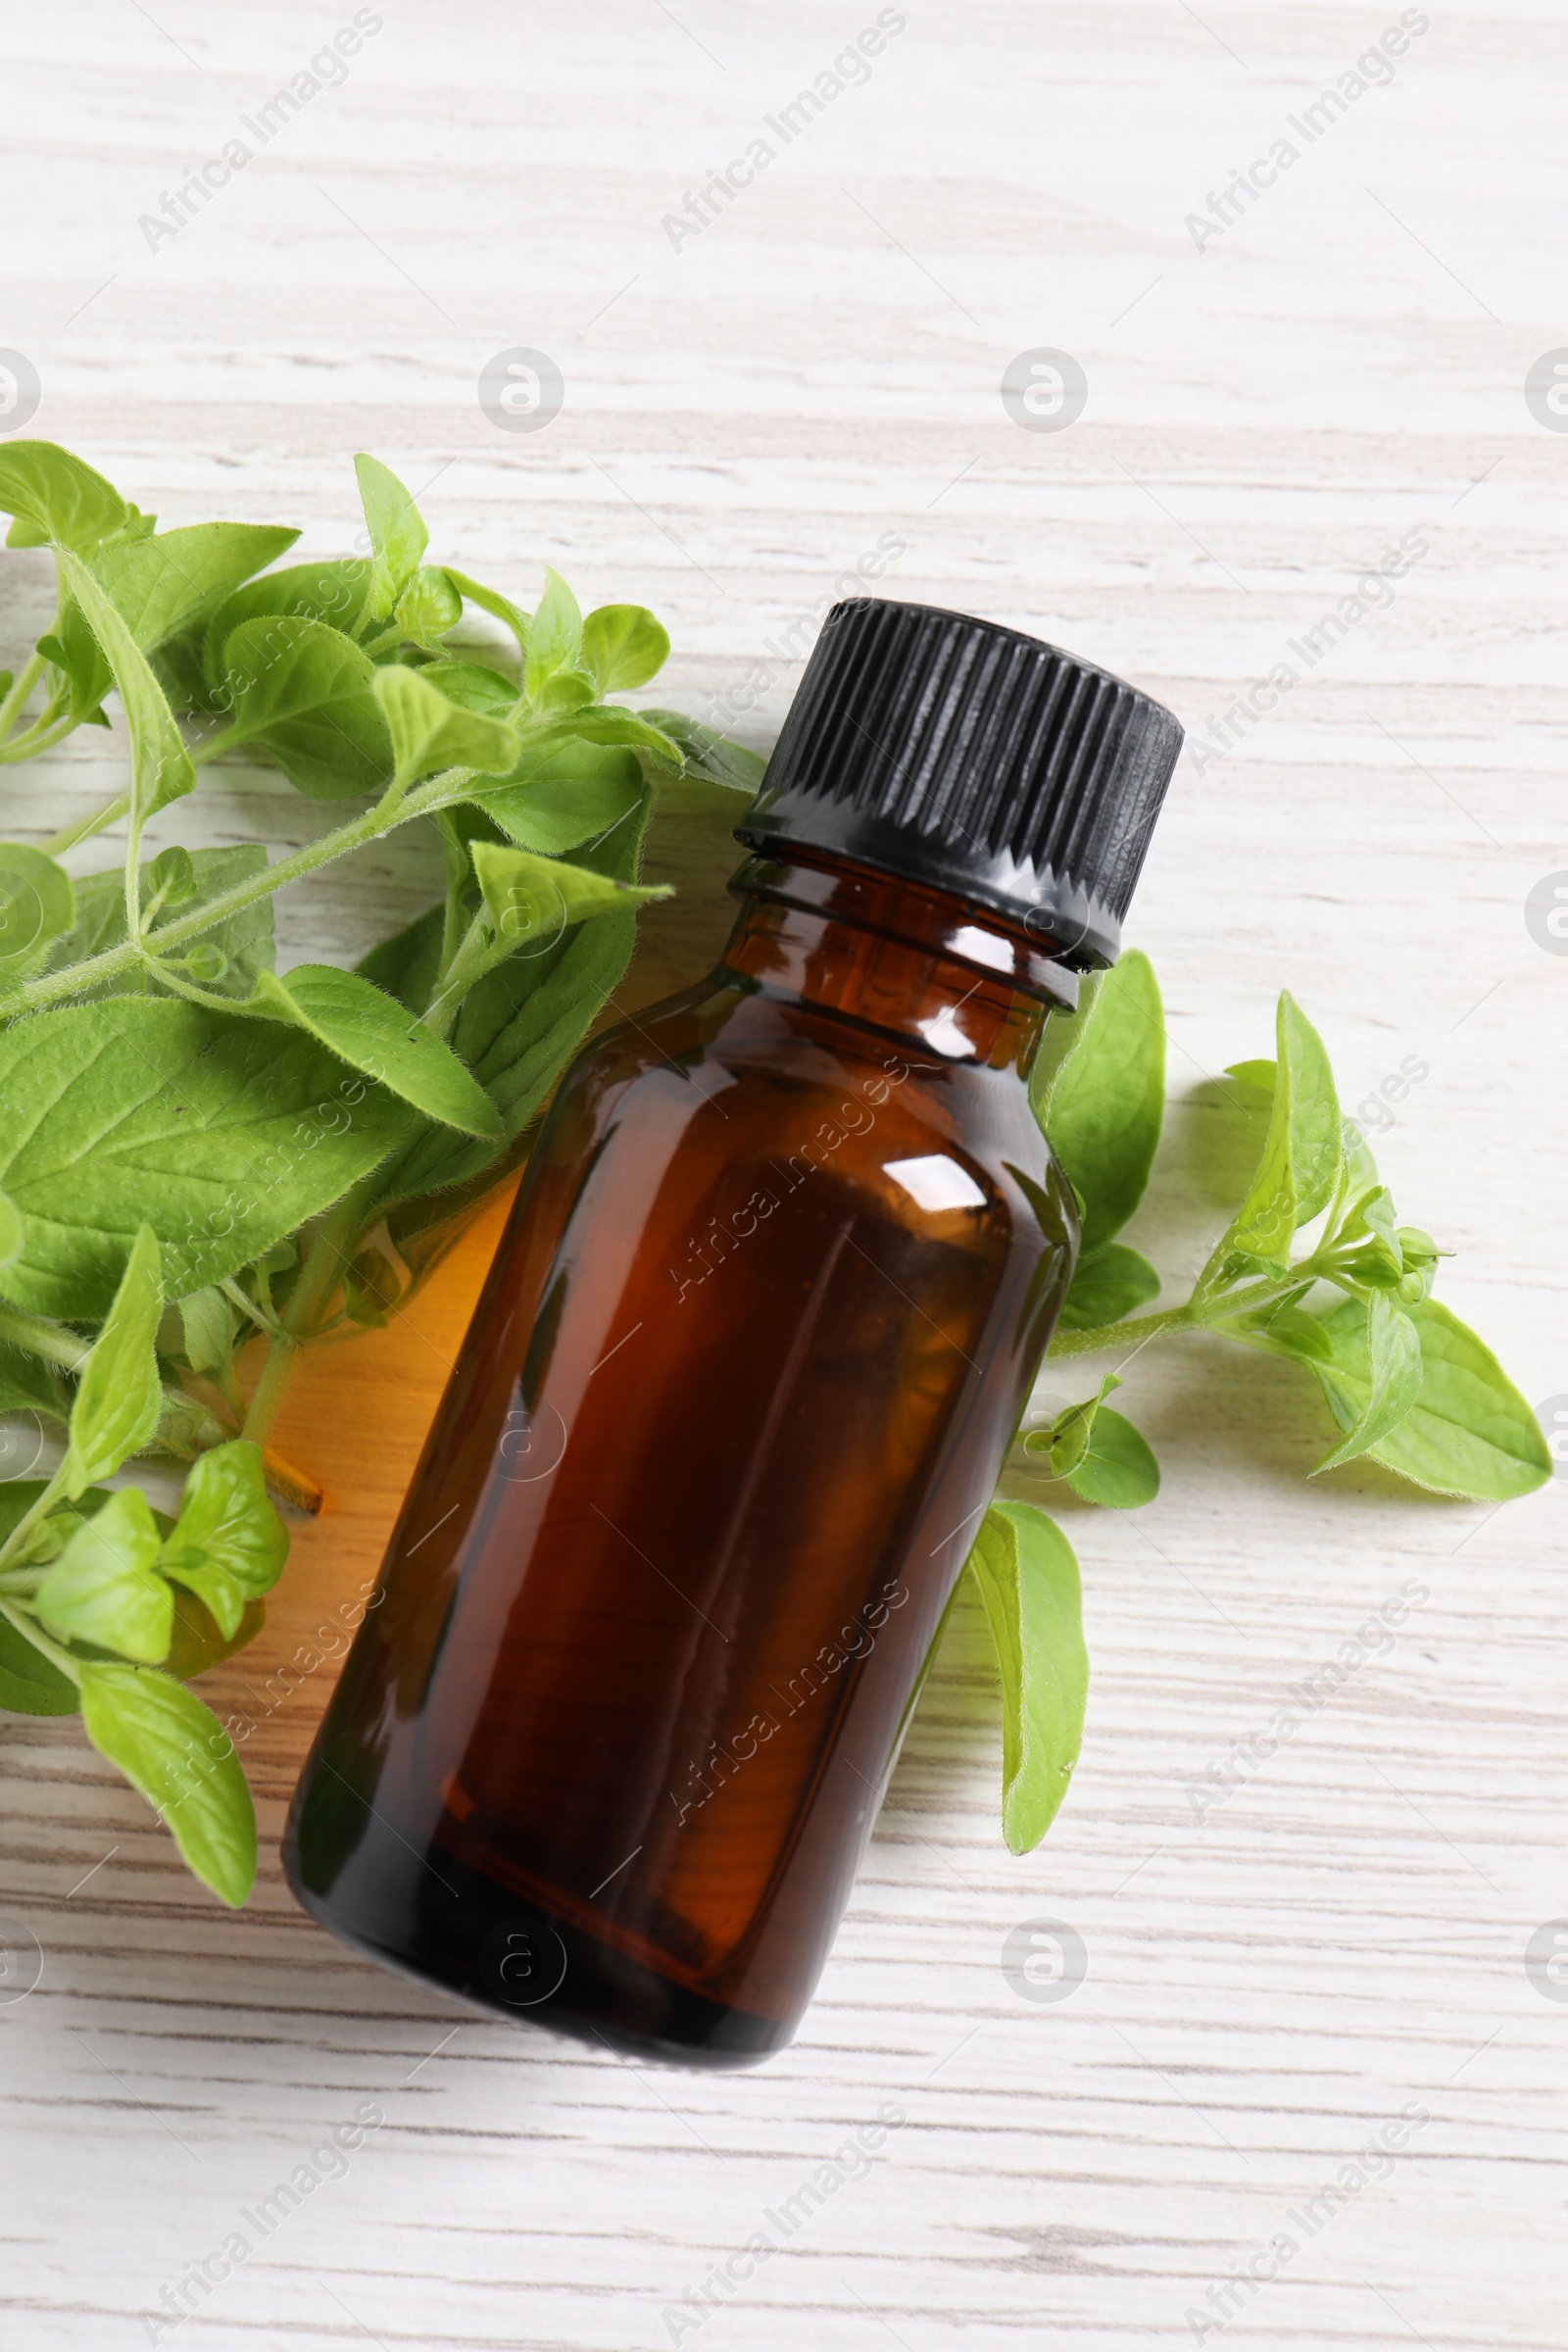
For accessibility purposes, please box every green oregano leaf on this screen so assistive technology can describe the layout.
[38,602,112,720]
[253,965,502,1138]
[177,1287,234,1378]
[62,1225,164,1494]
[469,838,669,947]
[35,1488,171,1663]
[372,663,520,791]
[523,567,583,700]
[637,709,768,791]
[0,999,409,1319]
[1022,1378,1160,1508]
[1024,1373,1120,1481]
[444,568,531,656]
[413,659,517,715]
[1342,1116,1379,1195]
[965,1500,1089,1853]
[1031,949,1164,1258]
[364,781,660,1213]
[355,453,428,622]
[0,1607,79,1715]
[77,1662,256,1906]
[1228,1297,1333,1363]
[1055,1242,1160,1332]
[216,614,392,799]
[93,521,300,653]
[1224,1058,1276,1102]
[1062,1406,1160,1508]
[546,707,683,763]
[164,1590,266,1683]
[1310,1296,1550,1498]
[477,742,644,856]
[1279,994,1341,1226]
[56,548,196,820]
[145,845,198,910]
[159,1439,289,1640]
[580,604,670,693]
[391,564,464,653]
[1312,1290,1422,1474]
[0,441,127,547]
[203,559,372,696]
[1231,993,1341,1259]
[0,844,74,986]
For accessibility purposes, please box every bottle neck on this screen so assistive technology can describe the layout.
[718,851,1080,1076]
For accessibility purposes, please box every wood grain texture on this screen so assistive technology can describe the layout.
[2,3,1565,2347]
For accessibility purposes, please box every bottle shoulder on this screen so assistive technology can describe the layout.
[554,978,1071,1253]
[592,979,1041,1131]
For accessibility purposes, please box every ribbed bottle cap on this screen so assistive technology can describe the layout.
[734,599,1182,966]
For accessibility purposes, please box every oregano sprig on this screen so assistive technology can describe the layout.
[0,1228,285,1902]
[966,954,1548,1854]
[0,438,763,1897]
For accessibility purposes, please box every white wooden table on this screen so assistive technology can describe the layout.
[2,4,1565,2347]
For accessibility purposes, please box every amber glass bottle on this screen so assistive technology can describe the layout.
[285,601,1181,2068]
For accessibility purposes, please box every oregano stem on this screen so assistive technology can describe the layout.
[0,1301,88,1374]
[0,564,69,748]
[422,905,496,1039]
[239,1331,300,1452]
[0,709,76,765]
[0,1463,74,1577]
[0,765,473,1025]
[0,1595,81,1685]
[44,791,130,857]
[191,727,248,767]
[1046,1249,1351,1366]
[1047,1306,1200,1360]
[0,1298,320,1508]
[434,811,472,988]
[241,1181,375,1447]
[0,650,47,741]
